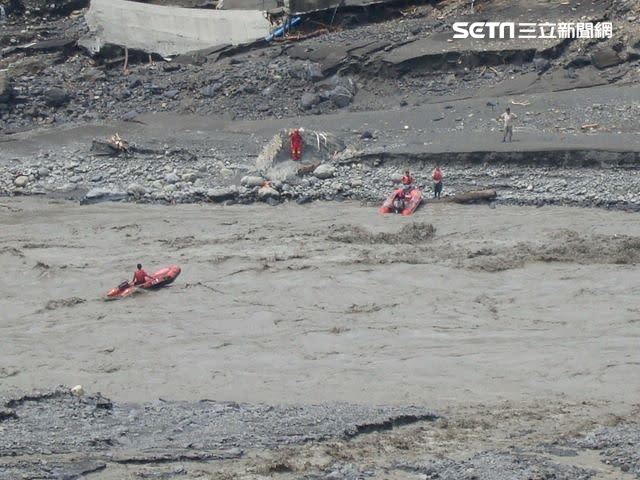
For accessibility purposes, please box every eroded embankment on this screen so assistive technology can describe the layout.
[348,149,640,169]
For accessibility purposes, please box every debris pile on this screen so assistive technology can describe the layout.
[255,128,346,181]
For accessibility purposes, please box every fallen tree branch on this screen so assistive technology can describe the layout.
[423,189,497,204]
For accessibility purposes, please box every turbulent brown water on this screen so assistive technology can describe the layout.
[1,197,639,409]
[2,197,640,479]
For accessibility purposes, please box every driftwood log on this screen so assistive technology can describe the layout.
[423,189,497,204]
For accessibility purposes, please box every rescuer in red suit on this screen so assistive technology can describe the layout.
[290,128,303,161]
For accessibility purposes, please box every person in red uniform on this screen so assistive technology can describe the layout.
[392,188,406,213]
[401,170,413,186]
[432,165,443,198]
[132,263,152,286]
[289,128,303,161]
[401,170,413,194]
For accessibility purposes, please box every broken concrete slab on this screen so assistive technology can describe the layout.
[349,40,391,58]
[381,32,566,72]
[84,0,272,58]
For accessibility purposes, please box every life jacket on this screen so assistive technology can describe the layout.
[133,269,148,285]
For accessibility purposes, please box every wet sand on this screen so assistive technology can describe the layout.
[1,197,639,412]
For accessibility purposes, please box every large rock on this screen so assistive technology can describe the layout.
[566,55,591,68]
[207,185,238,202]
[257,185,280,200]
[313,164,336,179]
[81,187,127,205]
[44,88,70,108]
[241,175,265,187]
[319,76,356,108]
[13,175,29,187]
[300,92,320,110]
[127,183,148,196]
[306,62,324,81]
[591,47,623,69]
[0,72,14,105]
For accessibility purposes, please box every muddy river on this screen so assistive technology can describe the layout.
[1,198,638,412]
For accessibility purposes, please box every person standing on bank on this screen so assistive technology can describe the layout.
[432,165,443,199]
[499,107,517,143]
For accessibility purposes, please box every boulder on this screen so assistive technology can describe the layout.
[241,175,265,187]
[257,185,280,200]
[313,164,335,179]
[566,55,591,69]
[591,47,623,69]
[127,183,148,196]
[44,88,70,108]
[319,76,356,108]
[300,92,320,110]
[207,185,238,202]
[306,62,324,81]
[13,175,29,187]
[81,187,127,205]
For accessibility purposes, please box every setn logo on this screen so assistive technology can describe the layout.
[452,21,613,40]
[452,22,517,39]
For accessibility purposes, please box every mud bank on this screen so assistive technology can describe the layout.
[352,148,640,169]
[1,390,639,479]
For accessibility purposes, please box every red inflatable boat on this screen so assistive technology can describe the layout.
[379,187,423,216]
[106,265,181,299]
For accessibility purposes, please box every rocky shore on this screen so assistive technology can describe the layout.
[1,0,640,213]
[1,388,638,479]
[3,142,640,210]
